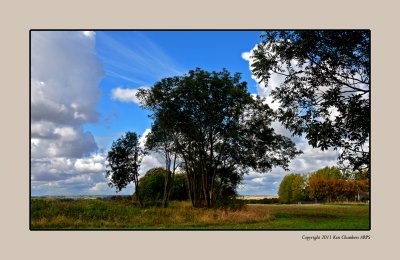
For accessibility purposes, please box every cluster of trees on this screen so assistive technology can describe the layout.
[137,68,301,208]
[105,69,301,208]
[105,30,370,209]
[278,166,369,203]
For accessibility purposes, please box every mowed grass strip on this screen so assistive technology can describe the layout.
[30,199,369,230]
[241,204,369,229]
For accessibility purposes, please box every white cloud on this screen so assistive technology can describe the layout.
[139,150,164,176]
[89,182,109,192]
[74,154,106,173]
[138,128,151,148]
[82,31,96,40]
[31,127,98,158]
[252,177,265,184]
[241,51,251,61]
[111,87,147,104]
[31,31,104,195]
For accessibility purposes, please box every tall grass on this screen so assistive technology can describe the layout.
[31,199,271,229]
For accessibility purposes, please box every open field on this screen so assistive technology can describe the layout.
[30,198,369,230]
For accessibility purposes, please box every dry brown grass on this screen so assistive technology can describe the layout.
[31,199,272,229]
[135,202,272,227]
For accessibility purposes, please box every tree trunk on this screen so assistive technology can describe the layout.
[135,179,143,208]
[162,170,173,208]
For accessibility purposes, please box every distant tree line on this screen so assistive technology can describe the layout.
[278,166,369,203]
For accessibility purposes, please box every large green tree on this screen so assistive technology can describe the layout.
[105,131,143,207]
[251,30,370,172]
[138,68,301,208]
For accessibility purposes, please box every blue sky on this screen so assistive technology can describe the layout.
[31,31,339,196]
[85,31,262,151]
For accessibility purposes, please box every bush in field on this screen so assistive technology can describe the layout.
[136,168,189,206]
[138,168,165,205]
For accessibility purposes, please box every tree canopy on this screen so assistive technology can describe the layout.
[278,173,306,203]
[138,68,301,208]
[251,30,370,172]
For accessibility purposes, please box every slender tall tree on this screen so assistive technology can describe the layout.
[105,131,143,207]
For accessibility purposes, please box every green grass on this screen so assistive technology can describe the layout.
[30,198,369,230]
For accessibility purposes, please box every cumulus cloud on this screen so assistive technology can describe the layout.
[241,52,251,61]
[31,32,103,125]
[111,87,148,105]
[138,128,151,148]
[74,154,106,173]
[31,31,106,195]
[31,153,115,195]
[88,182,110,193]
[31,31,103,158]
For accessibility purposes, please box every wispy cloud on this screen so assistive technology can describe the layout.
[97,32,185,86]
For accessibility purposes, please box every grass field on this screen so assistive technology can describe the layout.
[30,198,370,230]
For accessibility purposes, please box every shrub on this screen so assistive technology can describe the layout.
[135,168,189,206]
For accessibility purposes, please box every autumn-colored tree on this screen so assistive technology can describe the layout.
[307,166,369,202]
[308,177,328,202]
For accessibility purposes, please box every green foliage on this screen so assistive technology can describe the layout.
[169,173,189,201]
[106,131,143,207]
[251,30,370,171]
[106,132,142,192]
[138,168,166,205]
[278,173,306,203]
[291,174,306,202]
[311,166,344,179]
[136,168,189,206]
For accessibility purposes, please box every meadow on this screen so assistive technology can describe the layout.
[30,198,369,230]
